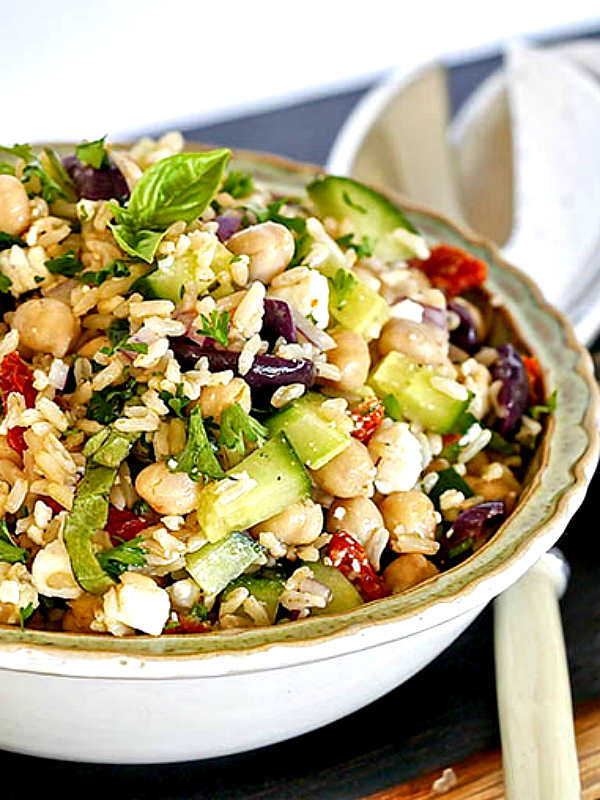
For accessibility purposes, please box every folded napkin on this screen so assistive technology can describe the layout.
[328,39,600,344]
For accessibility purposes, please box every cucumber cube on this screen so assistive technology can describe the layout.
[185,531,264,597]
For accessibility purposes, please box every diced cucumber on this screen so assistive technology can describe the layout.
[135,239,233,302]
[307,175,419,262]
[306,561,363,615]
[303,217,389,340]
[370,352,470,434]
[196,432,311,542]
[185,531,264,597]
[265,392,351,469]
[221,570,285,623]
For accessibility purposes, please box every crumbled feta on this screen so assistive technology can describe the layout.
[102,573,170,636]
[31,538,82,600]
[368,422,423,494]
[269,267,330,329]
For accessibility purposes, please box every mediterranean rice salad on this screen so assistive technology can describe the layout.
[0,133,554,637]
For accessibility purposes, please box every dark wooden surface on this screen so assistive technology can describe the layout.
[6,29,600,800]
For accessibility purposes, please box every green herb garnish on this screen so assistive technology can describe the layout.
[170,406,224,481]
[45,250,84,277]
[196,309,230,347]
[76,136,109,169]
[427,468,474,509]
[222,170,255,199]
[246,199,307,234]
[0,232,25,251]
[0,144,74,204]
[97,535,147,580]
[218,403,268,456]
[159,384,192,419]
[79,259,131,286]
[529,389,557,420]
[86,378,137,425]
[0,519,27,564]
[0,274,12,294]
[488,431,517,455]
[328,268,357,310]
[335,233,376,258]
[19,603,35,631]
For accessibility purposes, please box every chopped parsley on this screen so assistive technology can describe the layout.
[222,170,255,199]
[45,250,84,277]
[0,274,12,294]
[342,190,367,214]
[488,430,517,455]
[218,403,268,456]
[196,309,230,348]
[159,384,192,419]
[0,232,25,251]
[76,136,109,170]
[170,406,224,481]
[529,389,557,420]
[79,259,131,286]
[328,268,357,310]
[100,318,147,357]
[246,198,307,234]
[86,377,137,425]
[19,603,35,631]
[97,535,147,580]
[335,233,376,258]
[0,519,28,565]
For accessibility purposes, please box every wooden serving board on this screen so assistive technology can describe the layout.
[361,697,600,799]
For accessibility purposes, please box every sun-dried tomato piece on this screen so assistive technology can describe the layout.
[106,506,150,544]
[327,531,388,602]
[0,352,36,407]
[522,355,544,406]
[410,244,487,296]
[38,495,65,514]
[6,426,27,456]
[350,399,385,443]
[165,614,211,634]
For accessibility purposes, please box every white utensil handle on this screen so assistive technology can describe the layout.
[494,553,580,800]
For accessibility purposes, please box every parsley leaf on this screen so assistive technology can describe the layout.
[86,378,137,425]
[97,535,147,580]
[0,519,27,565]
[76,136,109,169]
[45,250,84,277]
[335,233,376,258]
[159,384,192,419]
[328,268,357,310]
[100,318,147,356]
[189,602,209,621]
[342,190,367,214]
[246,199,307,234]
[79,259,130,286]
[170,406,224,481]
[196,309,230,347]
[0,145,69,203]
[0,274,12,294]
[529,389,557,419]
[222,170,255,199]
[218,403,268,456]
[19,603,35,631]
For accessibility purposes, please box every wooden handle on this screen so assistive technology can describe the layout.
[494,554,580,799]
[360,695,600,799]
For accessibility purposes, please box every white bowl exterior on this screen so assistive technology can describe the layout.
[0,604,482,763]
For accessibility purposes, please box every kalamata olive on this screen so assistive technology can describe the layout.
[62,155,129,201]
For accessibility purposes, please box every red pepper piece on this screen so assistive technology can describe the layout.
[6,427,27,456]
[522,355,544,406]
[0,353,37,456]
[410,244,487,296]
[350,399,385,444]
[327,531,388,602]
[165,613,211,634]
[106,506,149,544]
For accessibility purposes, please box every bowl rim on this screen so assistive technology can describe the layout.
[0,146,597,673]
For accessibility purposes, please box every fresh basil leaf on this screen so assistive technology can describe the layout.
[127,149,231,229]
[109,221,166,264]
[76,136,109,169]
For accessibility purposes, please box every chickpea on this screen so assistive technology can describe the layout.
[12,298,80,357]
[228,221,295,283]
[378,318,448,365]
[253,499,323,545]
[311,439,375,498]
[383,554,439,594]
[321,329,370,393]
[199,377,251,422]
[0,175,30,235]
[135,461,200,515]
[466,463,520,513]
[327,496,384,542]
[78,336,110,358]
[379,489,437,539]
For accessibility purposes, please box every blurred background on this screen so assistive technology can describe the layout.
[2,0,599,161]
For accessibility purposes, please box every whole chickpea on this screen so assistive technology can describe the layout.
[199,377,251,422]
[311,438,375,498]
[135,461,200,515]
[321,329,370,393]
[466,463,520,513]
[379,489,438,539]
[12,298,80,357]
[0,175,30,235]
[378,318,448,365]
[253,499,323,545]
[327,497,384,544]
[383,554,439,594]
[228,221,295,284]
